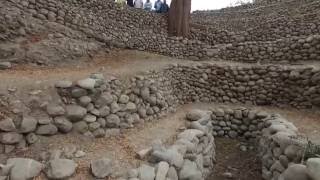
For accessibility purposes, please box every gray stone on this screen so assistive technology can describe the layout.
[91,158,112,178]
[186,110,207,121]
[36,124,58,135]
[54,116,73,133]
[306,158,320,180]
[55,80,73,88]
[7,158,43,180]
[89,122,101,131]
[110,102,121,113]
[95,93,114,107]
[84,114,97,123]
[155,161,169,180]
[179,160,202,180]
[0,132,23,144]
[26,133,38,144]
[105,128,121,138]
[77,78,96,89]
[177,129,204,141]
[46,104,65,116]
[79,96,92,106]
[0,62,12,70]
[73,121,88,134]
[93,128,105,138]
[71,88,87,98]
[126,102,137,112]
[119,95,130,104]
[74,150,86,158]
[139,164,155,180]
[45,159,77,179]
[66,105,87,122]
[0,118,16,132]
[279,164,309,180]
[167,166,178,180]
[106,114,120,128]
[99,106,110,117]
[152,148,184,169]
[20,115,37,133]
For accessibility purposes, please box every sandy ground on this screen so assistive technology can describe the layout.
[0,50,319,179]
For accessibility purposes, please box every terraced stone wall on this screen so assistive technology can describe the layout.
[158,63,320,109]
[2,0,320,63]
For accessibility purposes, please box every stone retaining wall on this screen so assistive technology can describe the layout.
[159,63,320,109]
[2,0,320,63]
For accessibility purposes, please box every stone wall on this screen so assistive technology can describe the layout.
[185,107,320,180]
[2,0,320,63]
[159,63,320,109]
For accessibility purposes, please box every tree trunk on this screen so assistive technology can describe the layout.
[168,0,191,37]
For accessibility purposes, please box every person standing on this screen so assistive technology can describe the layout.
[144,0,152,11]
[134,0,144,8]
[154,0,162,13]
[127,0,134,7]
[160,0,169,13]
[168,0,191,37]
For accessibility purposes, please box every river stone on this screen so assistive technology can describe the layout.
[167,166,178,180]
[54,116,73,133]
[279,164,309,180]
[26,133,38,144]
[71,88,87,98]
[73,121,88,134]
[179,159,202,180]
[0,62,12,70]
[20,115,37,133]
[66,105,87,122]
[178,129,205,141]
[306,158,320,180]
[186,110,207,121]
[152,148,184,168]
[119,95,130,104]
[0,132,23,144]
[155,161,169,180]
[79,96,92,106]
[91,158,112,178]
[95,93,114,107]
[0,118,16,132]
[45,159,77,179]
[7,158,43,180]
[55,80,73,88]
[77,78,96,89]
[106,114,120,128]
[84,114,97,123]
[36,124,58,135]
[139,164,155,180]
[46,104,65,116]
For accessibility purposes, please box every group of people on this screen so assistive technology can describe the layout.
[116,0,169,13]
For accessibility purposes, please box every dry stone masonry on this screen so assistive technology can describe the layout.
[1,0,320,64]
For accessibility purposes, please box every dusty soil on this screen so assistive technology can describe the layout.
[209,138,263,180]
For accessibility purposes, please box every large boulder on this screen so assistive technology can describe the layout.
[7,158,43,180]
[45,159,77,179]
[90,158,112,178]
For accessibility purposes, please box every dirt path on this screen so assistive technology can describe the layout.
[210,138,263,180]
